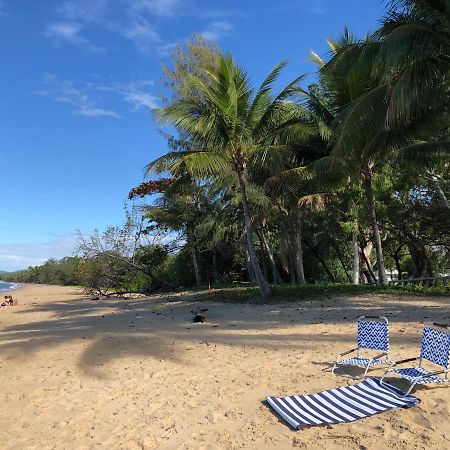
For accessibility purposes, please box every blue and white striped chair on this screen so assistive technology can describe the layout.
[332,316,392,378]
[380,323,450,396]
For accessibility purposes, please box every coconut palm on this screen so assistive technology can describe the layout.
[321,23,450,284]
[375,0,450,129]
[148,54,312,298]
[267,31,394,284]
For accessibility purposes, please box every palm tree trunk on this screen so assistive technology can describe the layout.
[280,221,296,283]
[187,225,202,287]
[288,245,296,284]
[245,247,257,283]
[237,171,271,298]
[352,231,360,285]
[392,251,402,281]
[258,229,283,284]
[331,239,352,283]
[261,245,269,281]
[303,241,335,282]
[407,241,434,281]
[359,240,377,284]
[293,219,306,284]
[212,249,218,284]
[317,257,336,283]
[362,167,388,285]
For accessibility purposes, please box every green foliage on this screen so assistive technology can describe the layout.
[188,282,450,304]
[2,257,81,285]
[10,3,449,297]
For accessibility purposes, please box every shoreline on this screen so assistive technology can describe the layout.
[0,281,21,292]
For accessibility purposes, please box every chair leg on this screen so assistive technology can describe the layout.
[404,380,418,397]
[379,369,390,387]
[363,363,372,377]
[380,373,418,397]
[331,362,338,374]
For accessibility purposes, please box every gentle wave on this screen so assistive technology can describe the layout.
[0,282,20,292]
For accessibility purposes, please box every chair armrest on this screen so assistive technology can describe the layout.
[372,352,389,360]
[425,369,447,377]
[410,368,447,381]
[432,322,450,329]
[338,347,359,357]
[392,356,420,366]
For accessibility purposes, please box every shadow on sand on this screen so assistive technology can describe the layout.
[1,290,449,378]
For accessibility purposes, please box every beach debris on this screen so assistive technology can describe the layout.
[1,295,17,307]
[191,306,208,323]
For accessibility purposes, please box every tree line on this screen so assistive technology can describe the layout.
[136,0,449,298]
[1,257,81,286]
[4,1,449,297]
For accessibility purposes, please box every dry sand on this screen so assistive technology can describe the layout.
[0,284,449,450]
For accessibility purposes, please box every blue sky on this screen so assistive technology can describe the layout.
[0,0,384,271]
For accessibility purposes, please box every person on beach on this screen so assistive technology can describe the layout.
[1,295,16,307]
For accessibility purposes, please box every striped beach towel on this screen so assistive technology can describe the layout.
[267,378,418,430]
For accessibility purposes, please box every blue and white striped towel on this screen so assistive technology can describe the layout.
[267,378,418,430]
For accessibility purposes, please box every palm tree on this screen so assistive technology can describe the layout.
[375,0,450,129]
[148,54,312,298]
[315,32,394,284]
[268,32,394,284]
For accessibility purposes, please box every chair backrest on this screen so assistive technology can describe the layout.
[357,316,389,352]
[420,323,450,368]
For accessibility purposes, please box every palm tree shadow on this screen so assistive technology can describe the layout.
[78,333,185,378]
[2,291,449,379]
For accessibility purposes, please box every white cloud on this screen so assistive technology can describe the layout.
[0,235,77,272]
[58,0,108,22]
[97,80,160,111]
[46,0,235,54]
[0,1,8,16]
[36,75,158,117]
[130,0,183,18]
[306,0,327,15]
[76,103,119,118]
[36,74,120,118]
[121,85,160,110]
[46,22,105,53]
[197,8,244,20]
[122,17,162,51]
[48,0,178,53]
[199,21,233,41]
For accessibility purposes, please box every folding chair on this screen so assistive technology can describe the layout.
[332,316,392,378]
[380,322,450,396]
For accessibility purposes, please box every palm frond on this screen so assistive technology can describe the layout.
[309,51,325,68]
[170,152,231,178]
[298,193,333,210]
[248,60,289,126]
[332,84,388,160]
[395,141,450,167]
[253,74,307,139]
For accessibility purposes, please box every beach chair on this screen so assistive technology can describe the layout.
[380,322,450,396]
[332,316,392,378]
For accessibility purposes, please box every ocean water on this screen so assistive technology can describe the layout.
[0,282,18,292]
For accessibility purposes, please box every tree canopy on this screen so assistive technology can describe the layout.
[7,1,448,296]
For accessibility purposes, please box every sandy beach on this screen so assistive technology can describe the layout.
[1,285,449,449]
